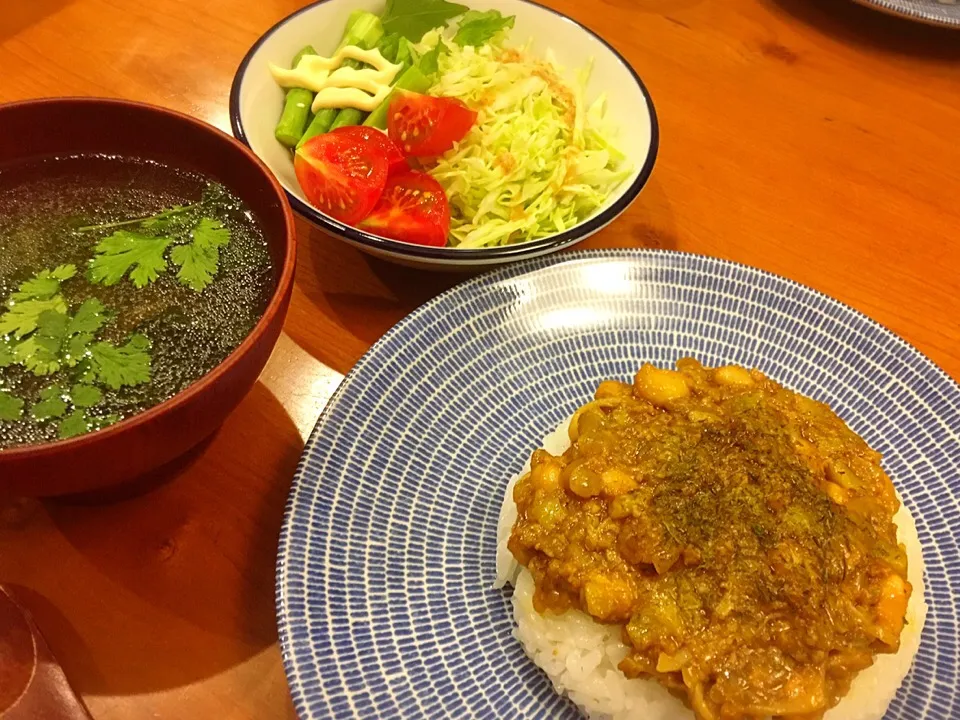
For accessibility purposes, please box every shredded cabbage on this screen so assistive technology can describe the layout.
[414,31,632,248]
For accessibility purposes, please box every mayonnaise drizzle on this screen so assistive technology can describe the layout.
[269,46,403,113]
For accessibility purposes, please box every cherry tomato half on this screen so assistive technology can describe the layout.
[387,92,477,157]
[294,131,388,225]
[327,125,409,176]
[358,170,450,247]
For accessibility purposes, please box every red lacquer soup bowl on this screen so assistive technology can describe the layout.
[0,98,296,496]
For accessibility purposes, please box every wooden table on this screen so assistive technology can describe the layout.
[1,0,958,718]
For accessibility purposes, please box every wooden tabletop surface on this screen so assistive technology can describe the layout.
[1,0,958,718]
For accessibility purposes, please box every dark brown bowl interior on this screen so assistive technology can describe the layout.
[0,98,296,496]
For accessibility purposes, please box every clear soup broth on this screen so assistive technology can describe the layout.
[0,154,274,450]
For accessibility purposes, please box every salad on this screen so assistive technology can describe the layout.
[270,0,631,249]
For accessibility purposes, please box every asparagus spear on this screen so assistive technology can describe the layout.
[297,12,384,148]
[329,33,403,132]
[274,45,319,148]
[376,33,401,65]
[328,109,365,132]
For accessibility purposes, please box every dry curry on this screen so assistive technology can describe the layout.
[508,359,911,720]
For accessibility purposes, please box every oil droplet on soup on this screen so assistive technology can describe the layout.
[0,155,274,450]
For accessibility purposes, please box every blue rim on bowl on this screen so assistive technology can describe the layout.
[229,0,660,261]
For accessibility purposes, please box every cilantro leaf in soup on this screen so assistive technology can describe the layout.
[191,218,231,251]
[88,230,172,288]
[0,337,14,368]
[68,298,109,335]
[37,308,69,337]
[0,296,68,339]
[63,298,109,367]
[10,264,77,303]
[90,334,152,389]
[65,333,95,367]
[129,334,150,351]
[38,385,63,402]
[58,402,115,439]
[170,244,218,292]
[4,299,110,376]
[13,309,68,376]
[13,336,58,376]
[0,177,262,449]
[381,0,468,41]
[453,10,515,47]
[0,268,104,374]
[70,383,103,409]
[170,217,232,292]
[0,390,24,421]
[58,409,89,439]
[74,357,97,385]
[0,266,76,338]
[31,385,69,420]
[94,414,120,431]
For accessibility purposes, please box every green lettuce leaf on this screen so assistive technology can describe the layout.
[453,10,515,47]
[381,0,467,41]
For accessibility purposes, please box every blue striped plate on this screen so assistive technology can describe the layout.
[277,249,959,719]
[852,0,960,27]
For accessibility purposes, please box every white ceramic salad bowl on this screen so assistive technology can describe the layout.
[230,0,659,269]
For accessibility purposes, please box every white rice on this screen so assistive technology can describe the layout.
[495,418,928,720]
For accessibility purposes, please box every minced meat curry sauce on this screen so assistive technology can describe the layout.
[508,359,911,720]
